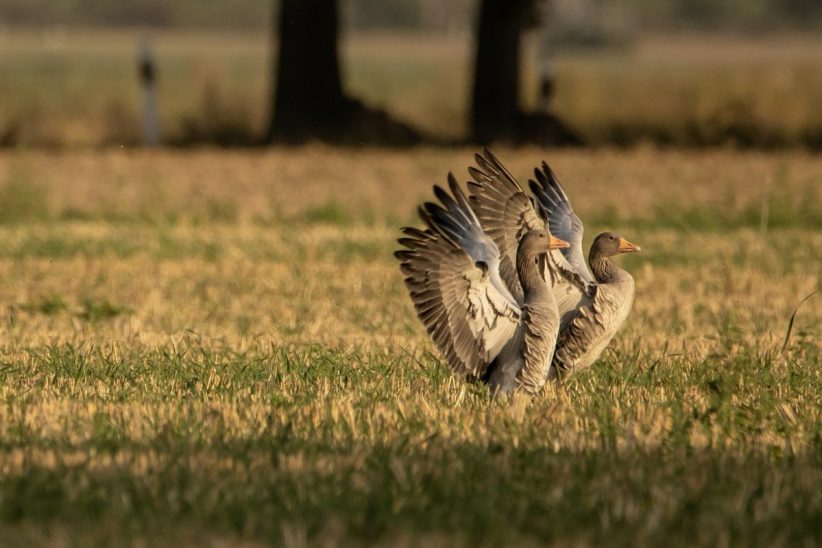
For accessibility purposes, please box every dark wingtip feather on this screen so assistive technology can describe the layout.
[430,183,452,204]
[417,204,436,230]
[394,250,413,261]
[432,185,457,212]
[467,166,487,183]
[466,180,482,192]
[447,174,472,211]
[447,172,460,193]
[528,179,541,196]
[533,167,548,187]
[482,148,503,169]
[530,162,571,213]
[401,226,429,238]
[540,162,564,195]
[419,203,460,248]
[422,200,445,217]
[474,151,494,174]
[481,147,498,163]
[397,237,422,249]
[423,201,452,229]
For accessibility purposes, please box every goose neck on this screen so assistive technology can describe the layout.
[589,251,624,284]
[517,251,548,297]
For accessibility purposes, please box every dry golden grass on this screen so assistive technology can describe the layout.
[3,146,822,219]
[0,147,819,545]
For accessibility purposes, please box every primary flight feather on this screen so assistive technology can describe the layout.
[396,170,570,396]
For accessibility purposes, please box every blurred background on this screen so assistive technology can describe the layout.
[2,0,822,149]
[1,5,821,545]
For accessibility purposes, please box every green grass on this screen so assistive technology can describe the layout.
[78,299,130,322]
[0,342,820,545]
[18,294,68,315]
[301,201,354,226]
[0,148,820,545]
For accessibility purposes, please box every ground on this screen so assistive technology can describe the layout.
[0,147,819,546]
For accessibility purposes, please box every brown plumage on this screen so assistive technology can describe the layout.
[529,166,641,379]
[395,174,569,396]
[460,148,641,380]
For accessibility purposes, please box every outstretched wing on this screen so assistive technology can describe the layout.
[529,162,595,285]
[396,176,521,379]
[468,149,590,300]
[466,148,545,303]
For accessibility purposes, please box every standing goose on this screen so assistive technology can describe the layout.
[395,175,570,396]
[467,149,640,380]
[529,164,640,378]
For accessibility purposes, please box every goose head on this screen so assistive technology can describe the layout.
[517,230,570,287]
[592,232,641,258]
[519,229,570,259]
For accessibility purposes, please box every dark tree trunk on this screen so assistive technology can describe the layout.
[470,0,581,145]
[266,0,346,142]
[470,0,528,143]
[265,0,420,144]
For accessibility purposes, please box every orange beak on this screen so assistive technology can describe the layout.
[549,234,570,250]
[617,237,641,253]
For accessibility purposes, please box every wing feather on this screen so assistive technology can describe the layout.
[466,149,546,303]
[468,149,591,307]
[396,179,521,378]
[529,162,595,285]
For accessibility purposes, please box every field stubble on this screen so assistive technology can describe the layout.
[0,147,820,545]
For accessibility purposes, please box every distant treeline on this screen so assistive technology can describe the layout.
[1,0,821,33]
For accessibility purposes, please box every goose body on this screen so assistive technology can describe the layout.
[549,258,635,376]
[466,149,641,381]
[395,175,569,396]
[530,163,640,379]
[484,233,565,393]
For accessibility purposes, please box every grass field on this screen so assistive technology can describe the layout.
[3,29,822,146]
[0,146,819,545]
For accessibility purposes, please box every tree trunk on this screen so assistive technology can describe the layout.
[470,0,580,145]
[470,0,527,143]
[266,0,346,142]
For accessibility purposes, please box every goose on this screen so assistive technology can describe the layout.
[395,175,570,396]
[467,149,641,380]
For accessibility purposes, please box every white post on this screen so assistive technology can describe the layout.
[138,38,160,147]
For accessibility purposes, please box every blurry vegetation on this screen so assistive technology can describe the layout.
[301,201,353,226]
[2,0,822,33]
[1,1,822,147]
[0,146,819,234]
[347,0,424,29]
[2,31,822,149]
[632,0,822,32]
[0,171,51,223]
[174,79,256,146]
[78,298,130,321]
[17,294,130,321]
[19,294,68,315]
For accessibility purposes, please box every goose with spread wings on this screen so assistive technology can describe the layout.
[395,175,570,396]
[467,149,641,380]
